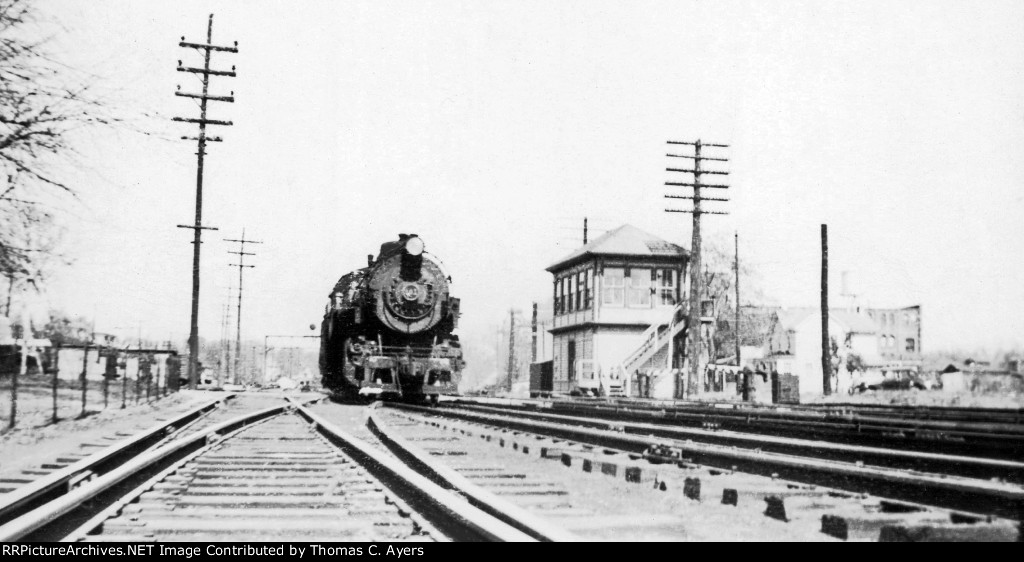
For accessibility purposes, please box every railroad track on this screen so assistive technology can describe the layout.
[6,392,1018,542]
[453,397,1024,460]
[360,405,823,541]
[384,402,1023,540]
[443,402,1024,483]
[526,396,1024,425]
[0,396,539,542]
[0,393,239,525]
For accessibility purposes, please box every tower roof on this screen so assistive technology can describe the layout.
[546,224,687,272]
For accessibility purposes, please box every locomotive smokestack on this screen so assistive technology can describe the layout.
[400,235,425,281]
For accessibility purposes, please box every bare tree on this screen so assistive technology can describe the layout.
[700,235,766,363]
[0,0,127,290]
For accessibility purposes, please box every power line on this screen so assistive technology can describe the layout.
[173,14,238,390]
[665,139,730,398]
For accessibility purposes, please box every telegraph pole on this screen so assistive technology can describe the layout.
[174,14,238,389]
[821,224,832,395]
[226,229,262,385]
[734,231,741,368]
[506,309,516,392]
[531,302,538,363]
[220,281,234,386]
[665,139,730,399]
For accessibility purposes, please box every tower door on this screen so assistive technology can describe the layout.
[567,340,576,382]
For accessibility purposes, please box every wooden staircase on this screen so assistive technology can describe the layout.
[612,302,688,395]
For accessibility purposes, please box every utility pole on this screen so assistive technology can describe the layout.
[734,231,741,368]
[225,229,262,385]
[665,139,730,399]
[174,14,238,389]
[506,309,516,392]
[531,302,538,363]
[219,281,234,386]
[821,224,832,395]
[218,302,228,386]
[4,274,12,317]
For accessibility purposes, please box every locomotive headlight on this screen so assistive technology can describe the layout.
[405,236,424,256]
[401,283,420,301]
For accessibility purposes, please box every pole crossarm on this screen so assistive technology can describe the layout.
[179,40,239,53]
[668,140,730,148]
[176,224,219,230]
[665,182,729,189]
[172,117,234,127]
[666,168,730,175]
[666,154,729,162]
[665,195,730,202]
[665,209,730,215]
[181,135,223,142]
[177,65,237,77]
[175,91,235,103]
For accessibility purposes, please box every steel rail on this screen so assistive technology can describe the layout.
[394,403,1024,521]
[491,395,1024,427]
[365,406,578,542]
[0,394,236,525]
[453,397,1024,458]
[288,399,535,542]
[539,398,1024,436]
[0,402,283,542]
[60,418,265,542]
[450,403,1024,482]
[289,401,535,541]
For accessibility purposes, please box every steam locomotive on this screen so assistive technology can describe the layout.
[319,234,463,403]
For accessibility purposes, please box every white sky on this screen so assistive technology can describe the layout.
[17,1,1024,373]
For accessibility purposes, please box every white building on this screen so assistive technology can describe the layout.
[545,224,689,398]
[765,308,884,396]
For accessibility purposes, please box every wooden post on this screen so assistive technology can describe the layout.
[821,224,832,395]
[685,141,704,398]
[506,309,516,392]
[52,342,60,424]
[121,356,128,409]
[734,231,741,368]
[135,357,141,404]
[80,343,89,417]
[531,302,538,363]
[103,354,109,409]
[8,339,17,430]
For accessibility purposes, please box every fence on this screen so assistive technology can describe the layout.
[0,343,180,431]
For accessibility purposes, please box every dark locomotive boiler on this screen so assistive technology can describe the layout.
[319,234,463,403]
